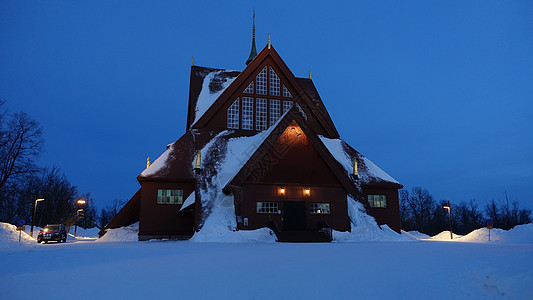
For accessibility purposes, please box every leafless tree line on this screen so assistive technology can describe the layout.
[400,187,531,236]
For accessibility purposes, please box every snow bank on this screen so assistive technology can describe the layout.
[68,227,100,238]
[0,222,36,248]
[401,230,430,240]
[457,224,533,244]
[427,231,463,240]
[97,223,139,242]
[334,197,413,242]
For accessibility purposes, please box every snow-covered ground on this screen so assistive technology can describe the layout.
[1,222,532,299]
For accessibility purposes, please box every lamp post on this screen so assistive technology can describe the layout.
[74,199,86,237]
[30,198,45,238]
[443,203,453,240]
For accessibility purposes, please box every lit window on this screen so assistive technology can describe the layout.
[269,67,280,96]
[157,189,183,204]
[242,97,253,130]
[283,100,293,113]
[367,195,387,208]
[309,203,330,214]
[227,98,239,129]
[257,201,279,213]
[270,99,280,126]
[283,85,292,98]
[256,98,267,130]
[256,67,267,95]
[244,81,254,94]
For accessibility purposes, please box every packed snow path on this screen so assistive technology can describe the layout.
[2,239,532,299]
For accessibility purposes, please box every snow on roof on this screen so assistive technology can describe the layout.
[140,144,173,177]
[319,136,399,185]
[192,70,237,126]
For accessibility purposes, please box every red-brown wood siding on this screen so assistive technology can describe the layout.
[236,184,349,232]
[139,181,195,237]
[362,186,401,233]
[236,124,350,232]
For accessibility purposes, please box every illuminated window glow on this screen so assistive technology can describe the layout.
[257,201,279,213]
[309,203,330,214]
[157,189,183,204]
[368,195,387,208]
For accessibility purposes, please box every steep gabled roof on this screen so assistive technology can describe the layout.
[186,66,240,130]
[222,106,364,203]
[191,45,340,138]
[137,128,223,182]
[320,137,403,189]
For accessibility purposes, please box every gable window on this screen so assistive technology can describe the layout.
[269,67,280,96]
[242,97,253,130]
[270,99,281,126]
[283,100,293,113]
[256,98,267,130]
[368,195,387,208]
[227,98,239,129]
[256,67,267,95]
[309,203,330,214]
[283,85,292,98]
[257,201,279,213]
[244,81,254,94]
[157,189,183,204]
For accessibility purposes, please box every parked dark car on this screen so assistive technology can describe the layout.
[37,224,67,243]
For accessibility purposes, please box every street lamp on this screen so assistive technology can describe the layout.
[443,203,453,240]
[74,209,83,237]
[74,199,86,237]
[30,198,45,238]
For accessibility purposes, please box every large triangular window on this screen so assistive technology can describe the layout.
[256,67,267,95]
[228,65,300,131]
[269,67,280,96]
[244,81,254,94]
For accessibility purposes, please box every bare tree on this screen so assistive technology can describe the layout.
[0,101,43,193]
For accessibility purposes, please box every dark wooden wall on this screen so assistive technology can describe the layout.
[138,181,195,238]
[363,186,402,233]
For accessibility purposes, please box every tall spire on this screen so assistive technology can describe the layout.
[245,10,257,65]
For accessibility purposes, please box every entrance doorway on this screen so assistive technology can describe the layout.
[283,201,306,231]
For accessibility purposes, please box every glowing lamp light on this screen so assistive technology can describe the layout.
[279,187,286,196]
[304,187,311,196]
[77,199,86,205]
[195,151,202,169]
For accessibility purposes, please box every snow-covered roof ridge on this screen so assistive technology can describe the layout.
[319,136,400,185]
[192,69,238,126]
[140,142,174,177]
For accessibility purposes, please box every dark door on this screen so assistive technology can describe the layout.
[283,201,306,231]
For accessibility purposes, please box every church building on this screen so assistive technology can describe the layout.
[101,24,403,242]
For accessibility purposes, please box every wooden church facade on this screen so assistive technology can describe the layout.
[101,36,403,242]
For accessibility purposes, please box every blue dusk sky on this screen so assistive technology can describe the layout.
[1,1,532,211]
